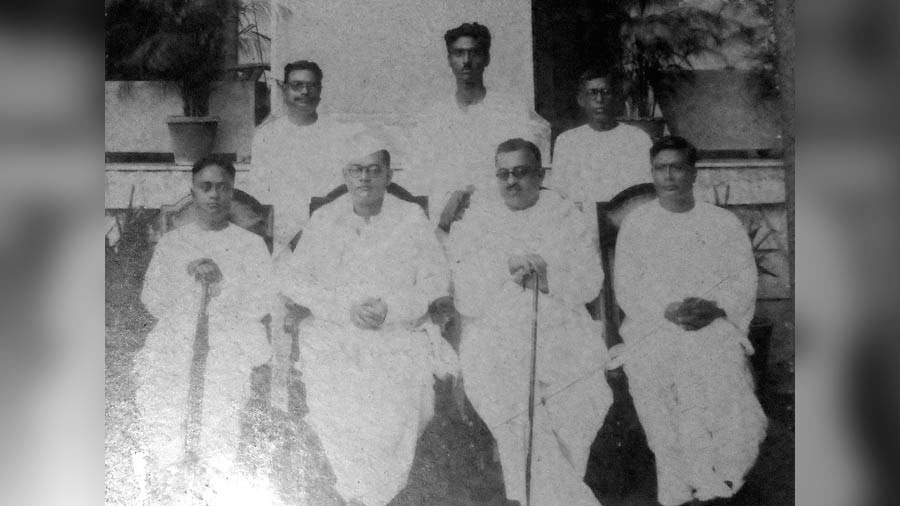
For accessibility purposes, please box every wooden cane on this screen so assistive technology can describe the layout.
[525,270,540,506]
[184,281,211,466]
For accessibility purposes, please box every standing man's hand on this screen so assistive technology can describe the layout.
[438,188,473,232]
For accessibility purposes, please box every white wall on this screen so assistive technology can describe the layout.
[105,81,256,161]
[269,0,535,120]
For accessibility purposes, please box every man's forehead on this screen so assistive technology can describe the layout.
[583,77,611,90]
[193,165,233,182]
[450,36,482,51]
[496,149,538,167]
[652,149,690,164]
[287,69,320,83]
[345,150,388,167]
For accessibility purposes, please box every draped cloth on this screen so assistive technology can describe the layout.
[446,190,611,506]
[613,200,768,506]
[136,223,273,476]
[248,114,366,255]
[279,194,455,506]
[402,92,551,220]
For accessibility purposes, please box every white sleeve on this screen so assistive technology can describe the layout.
[446,217,510,318]
[709,215,759,333]
[384,215,451,324]
[550,209,603,306]
[237,235,275,322]
[527,109,552,169]
[140,234,198,321]
[247,126,274,205]
[278,212,352,324]
[614,214,670,326]
[548,134,574,199]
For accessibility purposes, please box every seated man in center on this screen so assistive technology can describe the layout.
[278,133,456,506]
[446,138,612,506]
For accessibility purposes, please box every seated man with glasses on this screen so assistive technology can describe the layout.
[278,132,457,506]
[248,59,365,257]
[445,138,611,506]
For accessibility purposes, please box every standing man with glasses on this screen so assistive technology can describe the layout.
[547,68,653,234]
[248,60,365,257]
[445,138,611,506]
[278,132,458,506]
[406,23,551,233]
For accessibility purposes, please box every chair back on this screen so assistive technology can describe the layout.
[308,182,428,217]
[159,188,274,251]
[596,183,657,347]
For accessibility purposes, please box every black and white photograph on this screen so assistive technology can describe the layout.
[101,1,798,505]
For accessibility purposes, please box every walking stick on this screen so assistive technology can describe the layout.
[525,269,540,506]
[184,281,212,467]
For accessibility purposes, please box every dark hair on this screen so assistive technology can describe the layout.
[496,138,542,167]
[191,158,236,180]
[650,135,699,167]
[444,22,491,54]
[283,60,323,84]
[375,149,391,168]
[577,66,623,95]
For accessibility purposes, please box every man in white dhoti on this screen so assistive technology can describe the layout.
[278,135,457,506]
[248,60,365,256]
[610,136,768,505]
[446,138,612,506]
[547,68,653,231]
[136,159,276,504]
[404,22,551,231]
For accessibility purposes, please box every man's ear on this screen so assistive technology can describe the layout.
[484,52,491,68]
[576,91,587,110]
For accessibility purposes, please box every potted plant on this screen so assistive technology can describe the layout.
[607,0,764,139]
[106,0,279,164]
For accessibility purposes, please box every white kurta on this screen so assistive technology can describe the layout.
[279,194,454,506]
[247,114,365,254]
[136,223,272,473]
[614,200,768,506]
[403,91,551,219]
[547,123,653,231]
[446,190,611,506]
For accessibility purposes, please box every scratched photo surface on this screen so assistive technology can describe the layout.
[2,0,899,505]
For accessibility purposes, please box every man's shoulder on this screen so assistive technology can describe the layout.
[619,198,659,229]
[254,114,288,136]
[556,124,591,143]
[696,201,744,229]
[613,123,654,146]
[385,193,429,223]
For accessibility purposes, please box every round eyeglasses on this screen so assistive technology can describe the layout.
[495,167,538,181]
[345,164,387,178]
[286,81,321,92]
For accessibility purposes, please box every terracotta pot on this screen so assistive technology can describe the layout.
[166,115,220,165]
